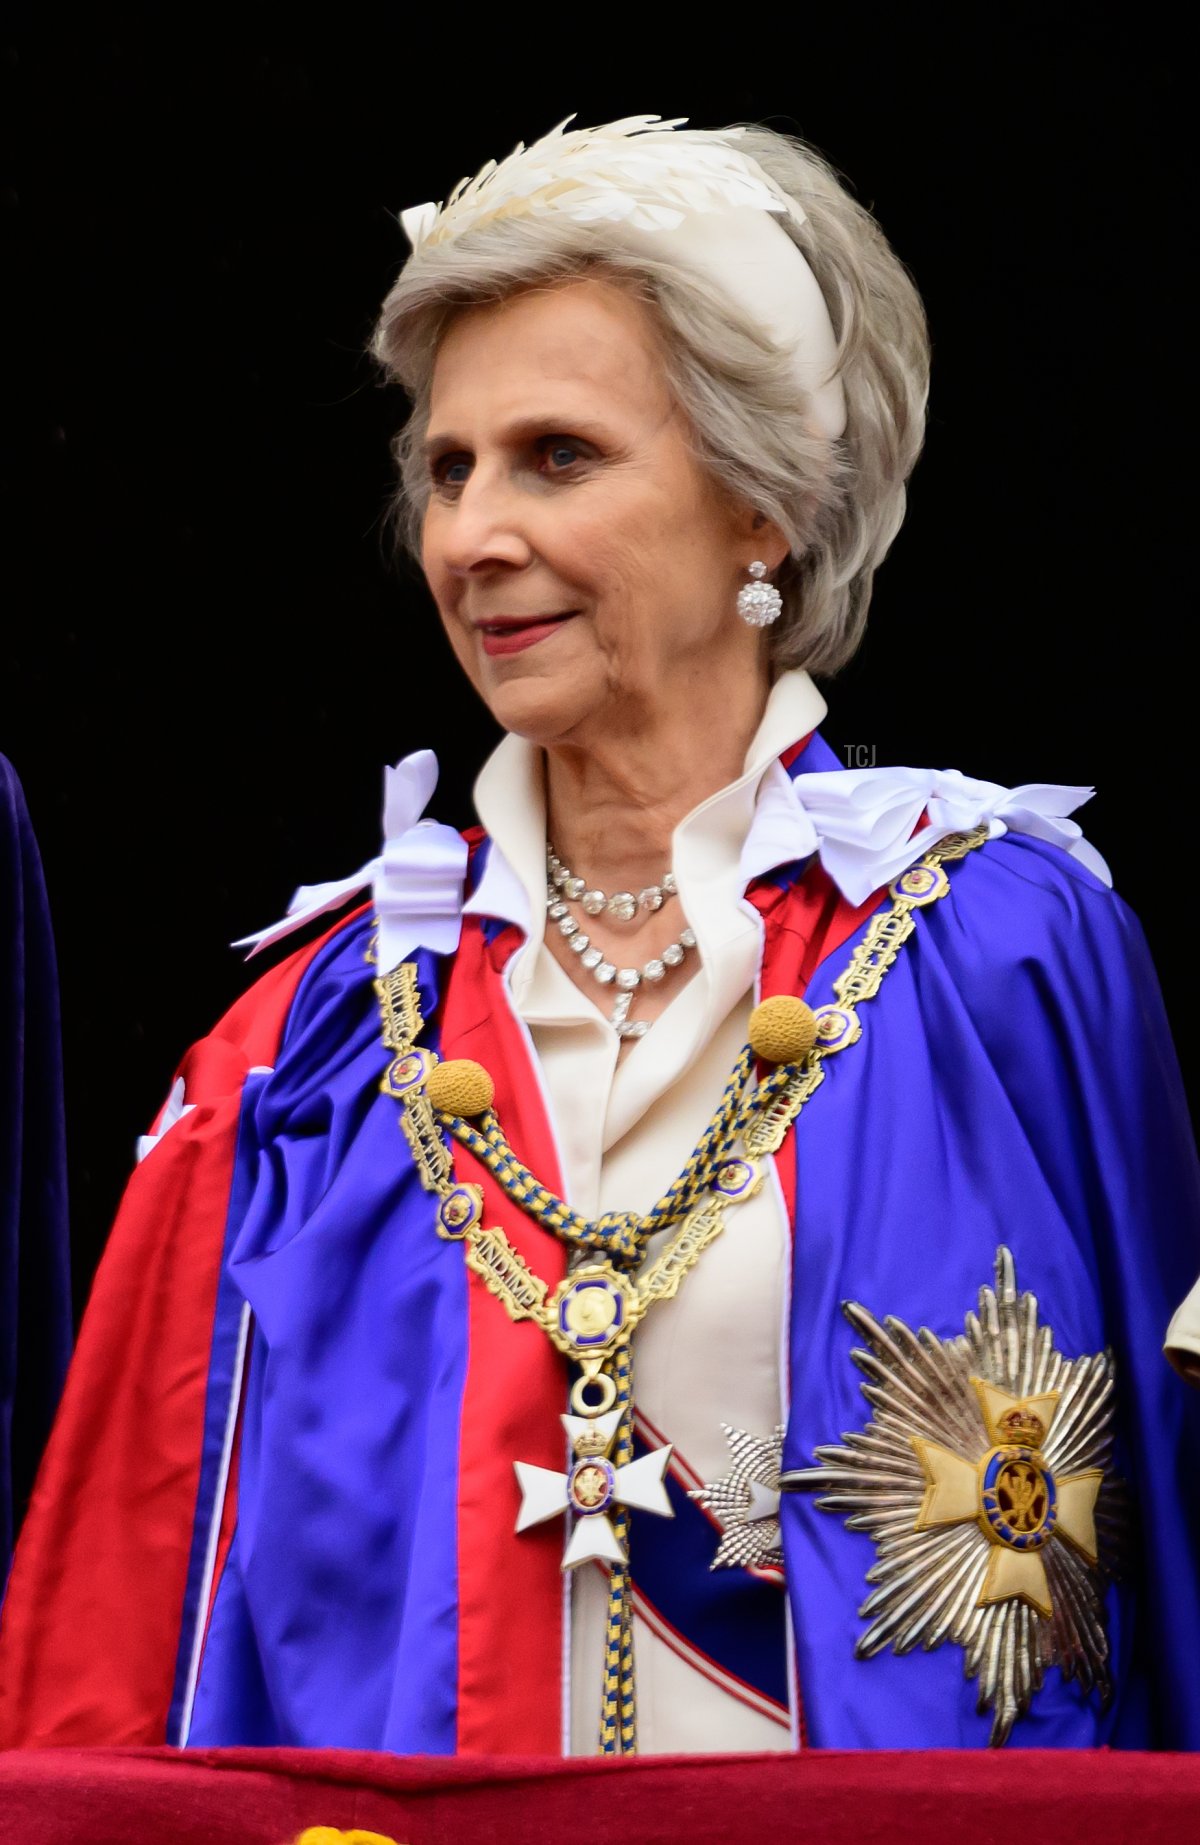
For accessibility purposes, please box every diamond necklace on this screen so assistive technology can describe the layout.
[546,843,696,1040]
[546,848,677,920]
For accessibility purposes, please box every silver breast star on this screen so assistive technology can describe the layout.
[781,1247,1126,1745]
[690,1423,786,1571]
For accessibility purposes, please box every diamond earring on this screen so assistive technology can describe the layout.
[737,561,783,628]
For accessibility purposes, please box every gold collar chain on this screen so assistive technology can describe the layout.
[373,824,987,1754]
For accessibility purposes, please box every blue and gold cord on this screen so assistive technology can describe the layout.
[599,1336,637,1755]
[440,1046,799,1272]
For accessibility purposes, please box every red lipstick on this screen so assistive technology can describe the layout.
[476,612,579,657]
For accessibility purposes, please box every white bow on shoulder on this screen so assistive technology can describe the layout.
[234,751,469,972]
[742,762,1111,907]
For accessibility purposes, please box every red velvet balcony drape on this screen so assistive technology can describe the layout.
[1,1747,1197,1844]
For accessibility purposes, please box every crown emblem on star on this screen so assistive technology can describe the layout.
[996,1404,1047,1448]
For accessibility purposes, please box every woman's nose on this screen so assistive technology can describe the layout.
[438,470,534,575]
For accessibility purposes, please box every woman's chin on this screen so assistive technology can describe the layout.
[476,657,601,746]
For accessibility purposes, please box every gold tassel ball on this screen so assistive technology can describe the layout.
[426,1058,495,1118]
[293,1831,403,1845]
[748,996,818,1065]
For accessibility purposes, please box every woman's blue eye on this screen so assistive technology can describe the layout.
[441,458,471,485]
[546,442,580,470]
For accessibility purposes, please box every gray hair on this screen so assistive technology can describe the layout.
[369,125,930,677]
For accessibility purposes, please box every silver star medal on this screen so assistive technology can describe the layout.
[514,1408,674,1569]
[783,1246,1126,1744]
[691,1424,786,1572]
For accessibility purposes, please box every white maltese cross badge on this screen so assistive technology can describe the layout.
[515,1408,674,1570]
[782,1247,1126,1744]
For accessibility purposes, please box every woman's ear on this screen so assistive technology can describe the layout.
[746,510,792,574]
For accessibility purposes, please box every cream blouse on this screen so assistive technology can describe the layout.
[464,667,828,1754]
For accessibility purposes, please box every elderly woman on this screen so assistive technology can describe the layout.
[2,114,1198,1758]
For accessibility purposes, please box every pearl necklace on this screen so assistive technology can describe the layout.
[546,845,696,1040]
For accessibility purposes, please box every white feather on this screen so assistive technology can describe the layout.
[404,113,798,254]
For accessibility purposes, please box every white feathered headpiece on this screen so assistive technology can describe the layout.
[399,113,846,440]
[400,114,799,246]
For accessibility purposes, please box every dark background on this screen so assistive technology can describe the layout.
[3,14,1192,1318]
